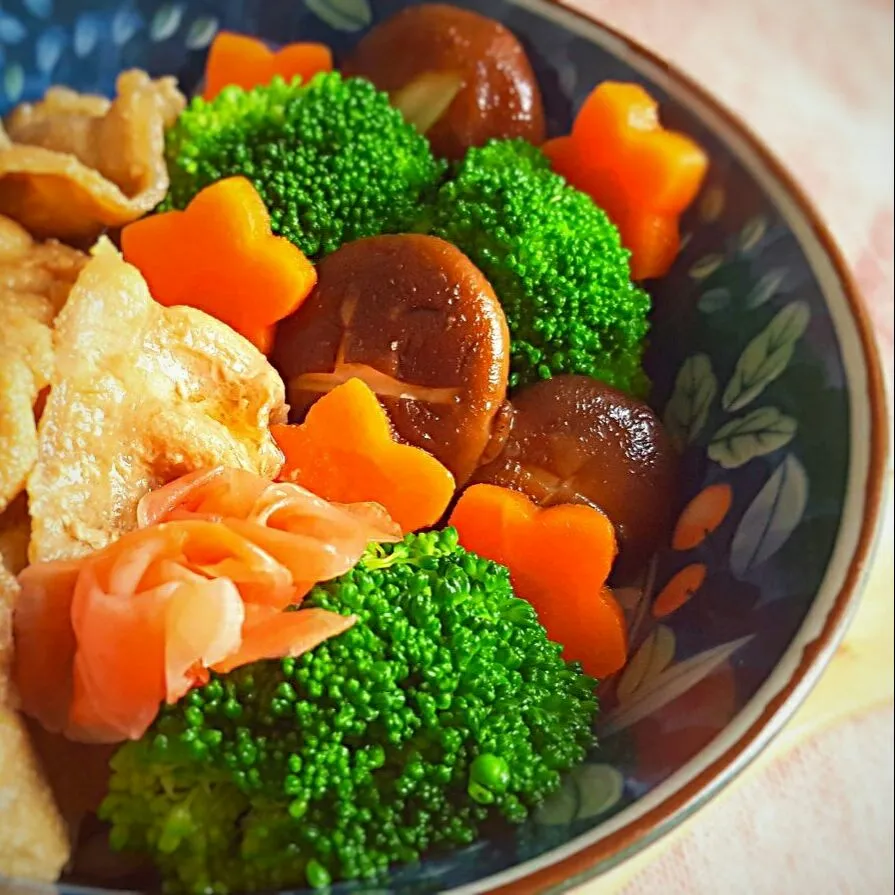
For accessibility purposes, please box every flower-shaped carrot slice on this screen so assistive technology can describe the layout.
[449,484,626,678]
[543,82,708,280]
[121,177,316,352]
[271,378,456,533]
[203,32,333,101]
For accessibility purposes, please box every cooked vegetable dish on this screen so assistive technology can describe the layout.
[0,5,708,891]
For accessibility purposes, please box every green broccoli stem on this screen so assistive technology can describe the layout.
[100,530,597,893]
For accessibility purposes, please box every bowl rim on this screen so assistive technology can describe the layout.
[1,4,887,895]
[449,1,889,893]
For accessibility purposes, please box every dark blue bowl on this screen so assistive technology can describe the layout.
[0,0,887,892]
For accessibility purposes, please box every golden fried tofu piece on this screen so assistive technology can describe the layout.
[3,510,118,877]
[0,495,29,705]
[0,360,41,518]
[27,242,286,563]
[0,214,87,318]
[0,497,29,578]
[0,496,70,883]
[0,70,185,241]
[0,705,70,882]
[0,215,86,514]
[0,580,14,707]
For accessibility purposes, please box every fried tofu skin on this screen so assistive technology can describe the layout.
[0,497,70,883]
[0,71,185,242]
[27,242,286,563]
[0,215,86,514]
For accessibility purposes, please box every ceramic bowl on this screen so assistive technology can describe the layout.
[0,0,887,892]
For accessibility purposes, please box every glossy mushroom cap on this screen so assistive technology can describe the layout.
[273,234,511,486]
[472,374,678,574]
[344,4,546,160]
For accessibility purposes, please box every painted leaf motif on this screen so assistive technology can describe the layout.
[572,764,625,819]
[305,0,373,31]
[664,354,718,449]
[73,14,99,57]
[730,454,808,578]
[602,636,752,734]
[688,253,724,281]
[558,62,577,97]
[738,215,767,253]
[533,775,578,825]
[746,268,787,309]
[4,63,24,103]
[185,16,218,50]
[36,28,64,74]
[708,407,797,469]
[0,13,27,45]
[112,8,142,46]
[722,301,810,412]
[24,0,53,18]
[150,4,184,42]
[612,585,643,614]
[616,625,675,703]
[698,286,731,314]
[534,763,624,825]
[698,185,725,223]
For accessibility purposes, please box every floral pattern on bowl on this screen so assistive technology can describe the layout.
[0,0,885,893]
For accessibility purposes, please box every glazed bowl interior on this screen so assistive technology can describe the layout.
[0,0,887,893]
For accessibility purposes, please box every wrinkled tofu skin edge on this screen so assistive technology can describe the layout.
[0,70,186,241]
[0,215,87,514]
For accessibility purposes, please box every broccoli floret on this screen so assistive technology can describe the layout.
[163,73,446,258]
[100,529,597,893]
[420,139,651,394]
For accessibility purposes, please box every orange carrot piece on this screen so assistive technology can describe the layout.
[573,85,707,211]
[602,584,627,634]
[271,378,456,533]
[533,580,627,679]
[244,322,276,356]
[449,484,626,678]
[614,211,681,284]
[121,177,316,352]
[544,82,708,280]
[652,563,707,618]
[672,483,733,551]
[203,32,333,101]
[446,482,528,570]
[541,136,580,174]
[593,587,629,677]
